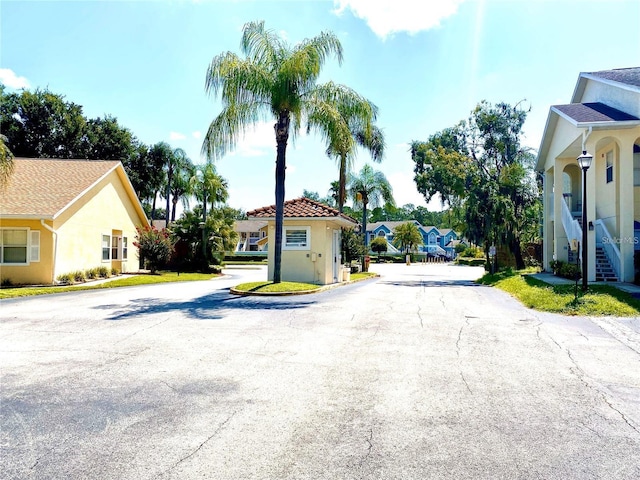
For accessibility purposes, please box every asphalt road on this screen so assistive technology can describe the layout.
[1,263,639,479]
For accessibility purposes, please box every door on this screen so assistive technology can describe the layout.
[332,230,340,282]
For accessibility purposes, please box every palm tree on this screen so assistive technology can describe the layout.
[148,142,172,220]
[325,104,385,212]
[0,133,14,189]
[169,153,196,222]
[349,163,394,247]
[190,161,229,260]
[392,222,424,259]
[202,20,364,283]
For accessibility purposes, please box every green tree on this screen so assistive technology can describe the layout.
[411,101,540,269]
[323,96,385,212]
[392,222,424,257]
[0,87,87,158]
[0,133,14,188]
[370,236,388,262]
[148,142,172,220]
[190,161,229,261]
[341,227,366,264]
[83,115,136,161]
[349,163,394,246]
[202,20,367,283]
[168,151,196,222]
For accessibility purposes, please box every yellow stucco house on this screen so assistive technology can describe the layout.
[536,67,640,282]
[0,158,150,285]
[247,197,357,285]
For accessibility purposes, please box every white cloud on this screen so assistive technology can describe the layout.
[0,68,30,89]
[228,121,276,158]
[332,0,465,39]
[191,130,202,139]
[169,131,186,141]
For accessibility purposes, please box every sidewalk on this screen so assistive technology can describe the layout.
[531,272,640,296]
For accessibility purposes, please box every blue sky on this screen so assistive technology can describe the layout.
[2,0,639,213]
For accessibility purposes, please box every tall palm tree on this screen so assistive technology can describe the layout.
[169,153,196,222]
[349,164,395,247]
[190,161,229,260]
[324,100,385,212]
[148,142,172,220]
[202,20,362,283]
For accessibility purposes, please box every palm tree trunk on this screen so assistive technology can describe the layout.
[273,112,290,283]
[338,154,347,213]
[171,197,178,222]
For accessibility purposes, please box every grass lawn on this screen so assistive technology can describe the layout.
[232,281,322,293]
[0,272,219,300]
[478,269,640,316]
[233,271,378,294]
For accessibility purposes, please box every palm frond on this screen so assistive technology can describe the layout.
[241,20,287,68]
[201,102,266,160]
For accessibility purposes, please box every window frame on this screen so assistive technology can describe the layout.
[102,235,111,262]
[1,228,37,266]
[283,226,311,250]
[606,150,613,184]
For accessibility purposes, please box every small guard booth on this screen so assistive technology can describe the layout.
[246,197,357,285]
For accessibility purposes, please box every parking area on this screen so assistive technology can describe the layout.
[1,263,639,479]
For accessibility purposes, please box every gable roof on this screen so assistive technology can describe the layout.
[573,67,640,100]
[551,102,640,127]
[367,221,412,232]
[1,158,148,225]
[247,197,357,225]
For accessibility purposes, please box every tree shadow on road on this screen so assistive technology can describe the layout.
[94,287,317,321]
[377,279,483,287]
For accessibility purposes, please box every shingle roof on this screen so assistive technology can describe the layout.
[247,197,357,224]
[552,102,639,124]
[1,158,120,217]
[588,67,640,88]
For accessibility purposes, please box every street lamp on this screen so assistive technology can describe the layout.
[577,150,593,291]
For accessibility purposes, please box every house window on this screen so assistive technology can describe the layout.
[102,235,111,261]
[634,153,640,186]
[111,236,120,260]
[122,237,128,260]
[1,229,29,264]
[428,232,436,244]
[284,226,310,250]
[606,151,613,183]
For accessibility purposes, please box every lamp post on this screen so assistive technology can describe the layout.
[577,150,593,291]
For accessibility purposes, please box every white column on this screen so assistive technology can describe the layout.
[553,163,568,262]
[585,139,597,282]
[618,139,635,281]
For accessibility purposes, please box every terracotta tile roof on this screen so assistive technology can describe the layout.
[552,102,639,124]
[1,158,120,218]
[247,197,357,224]
[589,67,640,88]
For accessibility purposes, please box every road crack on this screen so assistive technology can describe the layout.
[159,411,237,477]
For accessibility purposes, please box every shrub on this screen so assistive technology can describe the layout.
[1,278,13,287]
[72,270,86,283]
[111,267,120,276]
[550,260,581,280]
[134,225,174,274]
[97,266,110,278]
[85,268,99,280]
[56,273,73,284]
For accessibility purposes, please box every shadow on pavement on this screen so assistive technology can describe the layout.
[377,279,483,287]
[94,287,316,321]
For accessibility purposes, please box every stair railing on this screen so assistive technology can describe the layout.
[561,197,583,260]
[595,219,621,280]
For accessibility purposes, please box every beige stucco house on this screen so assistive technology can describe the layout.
[0,158,149,285]
[536,67,640,282]
[247,197,357,285]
